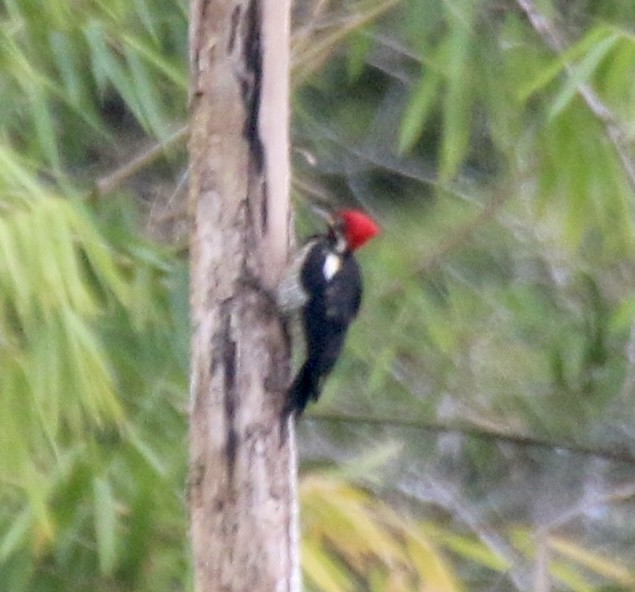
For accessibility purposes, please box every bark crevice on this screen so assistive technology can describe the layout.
[188,0,297,589]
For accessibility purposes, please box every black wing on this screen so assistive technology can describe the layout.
[287,241,364,414]
[301,243,363,380]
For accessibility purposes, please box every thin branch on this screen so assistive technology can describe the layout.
[307,410,635,465]
[88,0,395,202]
[417,188,514,274]
[292,0,400,88]
[91,124,189,198]
[515,0,635,194]
[538,480,635,535]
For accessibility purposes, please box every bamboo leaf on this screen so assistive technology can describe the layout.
[517,25,615,101]
[48,30,85,108]
[24,471,55,546]
[302,539,354,592]
[93,477,118,575]
[423,524,510,572]
[61,307,122,424]
[133,0,159,40]
[0,219,31,321]
[549,32,621,119]
[124,425,167,476]
[26,84,61,173]
[398,69,442,154]
[46,201,96,314]
[85,22,142,116]
[440,2,474,181]
[0,145,49,200]
[125,47,169,138]
[31,203,72,312]
[302,477,403,569]
[67,203,131,307]
[549,560,597,592]
[550,535,635,585]
[0,508,32,561]
[347,29,374,82]
[121,33,187,89]
[406,532,463,592]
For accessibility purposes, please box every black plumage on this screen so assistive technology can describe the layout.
[280,209,379,415]
[287,237,362,414]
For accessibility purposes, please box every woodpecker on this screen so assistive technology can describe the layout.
[278,209,380,415]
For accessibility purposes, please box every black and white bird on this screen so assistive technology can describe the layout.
[278,209,380,415]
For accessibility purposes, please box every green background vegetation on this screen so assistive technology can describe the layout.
[0,0,634,590]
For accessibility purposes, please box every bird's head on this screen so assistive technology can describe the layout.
[331,209,381,252]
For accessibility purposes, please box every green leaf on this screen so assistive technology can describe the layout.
[85,22,142,117]
[49,31,84,107]
[23,470,55,543]
[27,82,61,173]
[67,202,131,307]
[61,307,122,424]
[133,0,159,40]
[424,524,510,572]
[517,25,615,101]
[406,532,463,592]
[125,47,168,138]
[0,145,48,200]
[93,477,118,575]
[0,218,31,320]
[549,32,621,119]
[398,68,442,154]
[302,539,354,592]
[550,536,635,585]
[121,33,187,90]
[125,425,167,476]
[439,4,474,181]
[347,29,374,82]
[0,508,32,561]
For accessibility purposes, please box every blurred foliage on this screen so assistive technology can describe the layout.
[0,0,190,590]
[1,0,635,590]
[301,470,635,592]
[294,0,635,589]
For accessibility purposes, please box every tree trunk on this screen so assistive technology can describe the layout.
[187,1,298,591]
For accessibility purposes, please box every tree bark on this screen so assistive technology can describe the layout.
[187,1,298,591]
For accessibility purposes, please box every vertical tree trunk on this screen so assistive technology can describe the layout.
[187,1,298,591]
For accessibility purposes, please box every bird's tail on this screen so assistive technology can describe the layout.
[286,359,321,416]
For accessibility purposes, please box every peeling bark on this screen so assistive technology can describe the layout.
[188,0,298,590]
